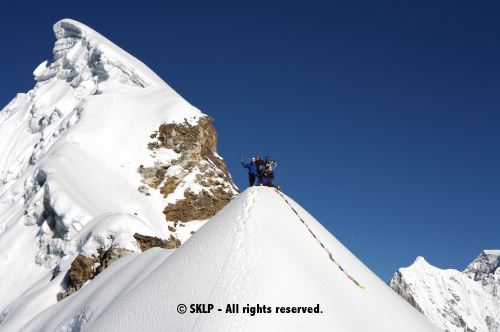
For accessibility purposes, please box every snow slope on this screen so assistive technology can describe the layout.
[21,187,439,331]
[390,252,500,332]
[0,18,231,329]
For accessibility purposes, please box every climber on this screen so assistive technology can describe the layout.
[255,155,266,185]
[241,157,258,187]
[265,156,277,170]
[262,163,275,187]
[259,156,278,188]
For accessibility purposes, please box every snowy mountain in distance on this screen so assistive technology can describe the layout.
[12,187,439,331]
[0,18,236,329]
[390,251,500,332]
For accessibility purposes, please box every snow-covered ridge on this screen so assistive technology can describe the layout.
[16,187,438,332]
[390,251,500,332]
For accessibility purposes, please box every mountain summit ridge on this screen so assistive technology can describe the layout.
[19,187,439,331]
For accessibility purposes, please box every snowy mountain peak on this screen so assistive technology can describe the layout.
[414,256,428,265]
[0,19,438,332]
[401,256,434,274]
[390,252,500,332]
[33,18,168,90]
[0,19,236,329]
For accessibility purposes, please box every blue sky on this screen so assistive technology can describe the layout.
[1,0,499,281]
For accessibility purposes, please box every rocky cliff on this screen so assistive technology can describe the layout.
[138,116,238,222]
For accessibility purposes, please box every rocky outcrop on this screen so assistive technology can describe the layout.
[133,233,181,251]
[64,255,94,294]
[163,187,233,221]
[138,116,238,222]
[56,233,182,301]
[389,271,423,314]
[464,250,500,297]
[57,248,129,301]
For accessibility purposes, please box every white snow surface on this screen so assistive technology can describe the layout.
[19,187,438,332]
[0,18,207,329]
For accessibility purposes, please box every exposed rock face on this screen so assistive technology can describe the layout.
[66,255,95,292]
[389,271,424,314]
[464,250,500,297]
[163,187,233,221]
[133,233,181,251]
[57,248,130,301]
[138,116,238,222]
[389,252,500,332]
[56,234,182,301]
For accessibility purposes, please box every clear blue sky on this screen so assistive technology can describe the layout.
[1,0,499,281]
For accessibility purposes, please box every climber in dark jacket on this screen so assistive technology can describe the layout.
[254,155,265,185]
[241,157,258,187]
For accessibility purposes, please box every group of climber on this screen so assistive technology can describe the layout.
[240,155,278,188]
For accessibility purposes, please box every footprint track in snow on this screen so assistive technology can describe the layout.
[191,188,258,331]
